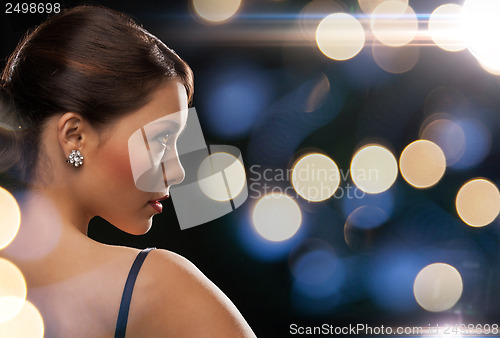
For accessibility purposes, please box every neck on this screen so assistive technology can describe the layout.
[31,180,93,235]
[2,188,96,263]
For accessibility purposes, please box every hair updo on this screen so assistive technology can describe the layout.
[0,5,194,185]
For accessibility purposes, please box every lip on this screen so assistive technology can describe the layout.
[149,201,163,213]
[147,194,169,214]
[157,194,170,202]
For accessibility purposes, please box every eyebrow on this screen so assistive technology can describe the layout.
[145,110,189,135]
[147,119,182,134]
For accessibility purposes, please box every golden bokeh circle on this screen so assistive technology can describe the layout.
[192,0,241,23]
[291,153,340,202]
[316,13,365,60]
[0,187,21,250]
[350,145,398,194]
[0,300,44,337]
[370,1,418,47]
[413,263,463,312]
[198,152,246,201]
[456,179,500,227]
[252,193,302,242]
[399,140,446,189]
[0,258,27,323]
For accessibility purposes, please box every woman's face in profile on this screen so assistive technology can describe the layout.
[84,80,188,235]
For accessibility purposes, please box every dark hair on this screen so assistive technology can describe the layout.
[0,5,194,184]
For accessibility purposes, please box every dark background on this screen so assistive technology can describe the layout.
[2,0,500,337]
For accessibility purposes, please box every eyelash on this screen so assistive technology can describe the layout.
[158,134,172,150]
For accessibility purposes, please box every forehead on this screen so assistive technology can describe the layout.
[143,108,188,133]
[122,80,188,130]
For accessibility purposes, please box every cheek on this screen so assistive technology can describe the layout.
[95,145,134,184]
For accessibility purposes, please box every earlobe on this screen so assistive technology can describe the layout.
[66,149,84,167]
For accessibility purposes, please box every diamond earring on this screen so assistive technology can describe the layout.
[66,150,84,167]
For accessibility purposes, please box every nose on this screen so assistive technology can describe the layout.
[169,158,185,186]
[162,151,185,189]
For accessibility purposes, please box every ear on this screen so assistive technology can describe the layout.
[57,112,87,157]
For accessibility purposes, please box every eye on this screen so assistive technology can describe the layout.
[157,134,171,149]
[161,134,169,145]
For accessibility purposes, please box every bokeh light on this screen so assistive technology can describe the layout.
[462,0,500,72]
[0,187,21,250]
[291,246,336,287]
[191,0,241,23]
[289,239,342,297]
[413,263,463,312]
[289,239,345,315]
[399,140,446,189]
[0,300,44,337]
[252,193,302,242]
[422,87,468,118]
[350,144,398,194]
[342,189,395,221]
[344,206,388,251]
[2,192,63,262]
[372,44,419,74]
[456,179,500,227]
[303,74,330,113]
[420,117,465,166]
[315,13,365,60]
[346,205,388,230]
[452,119,492,169]
[298,0,347,42]
[358,0,408,14]
[0,258,27,323]
[369,250,422,312]
[291,153,340,202]
[236,207,306,262]
[198,152,246,201]
[479,62,500,76]
[428,4,466,52]
[290,261,345,315]
[370,1,418,47]
[200,63,272,140]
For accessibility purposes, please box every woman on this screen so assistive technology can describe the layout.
[0,5,256,337]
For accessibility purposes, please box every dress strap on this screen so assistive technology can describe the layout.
[114,247,156,338]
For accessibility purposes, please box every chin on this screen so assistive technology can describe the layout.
[117,218,153,235]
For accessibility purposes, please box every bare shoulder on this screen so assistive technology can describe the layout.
[125,249,256,338]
